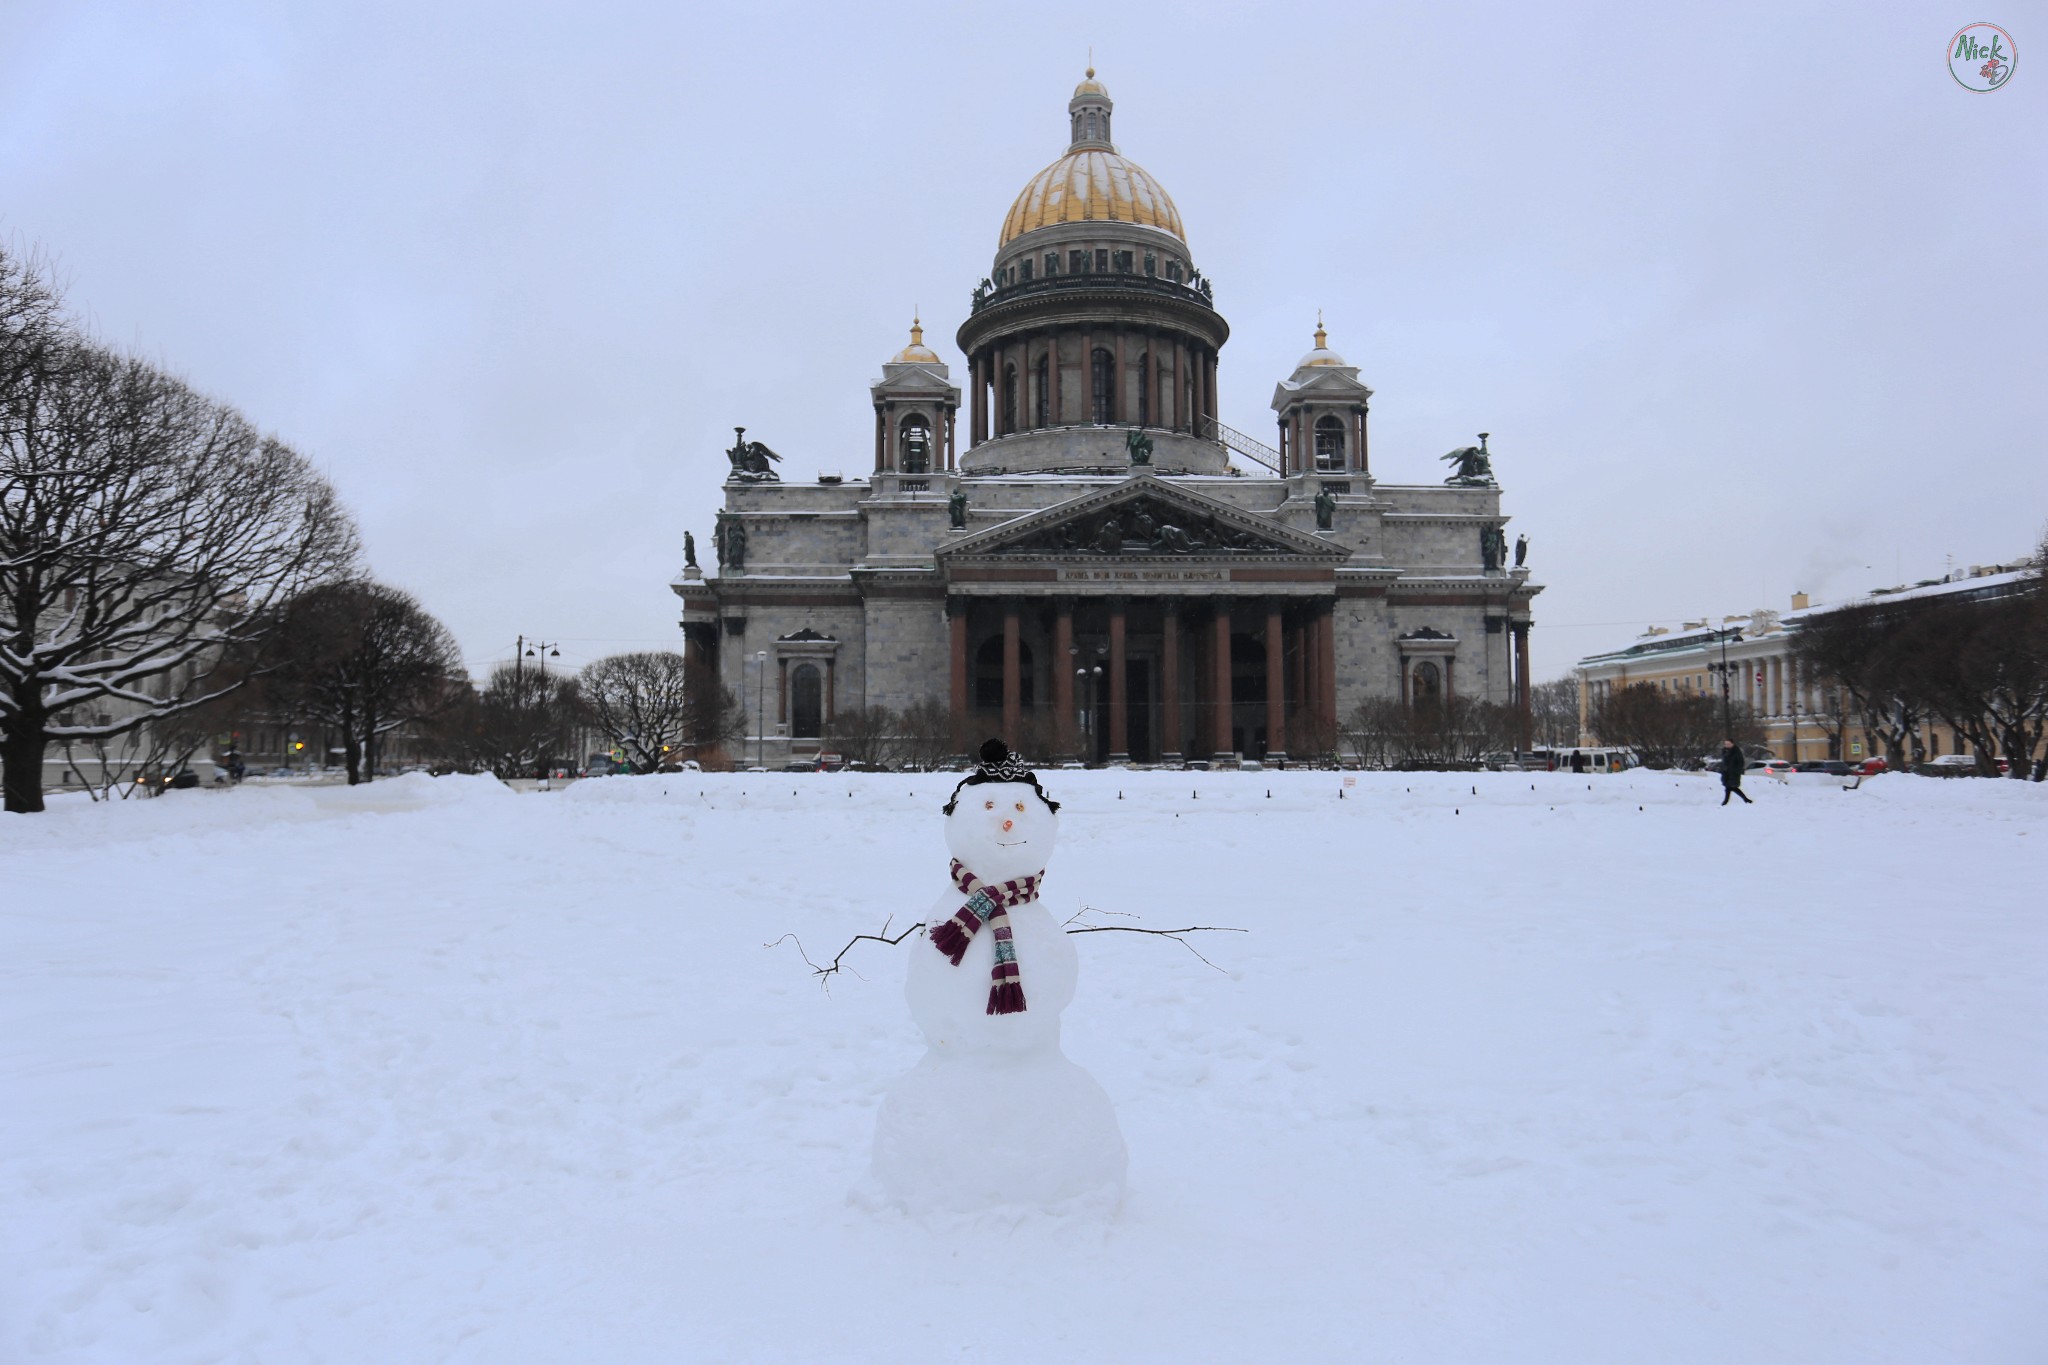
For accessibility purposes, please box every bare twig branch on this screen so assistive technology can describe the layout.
[767,916,927,992]
[1062,923,1246,972]
[779,904,1249,987]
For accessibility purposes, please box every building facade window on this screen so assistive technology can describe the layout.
[1034,354,1049,427]
[1412,661,1442,707]
[1001,365,1018,435]
[791,664,822,739]
[1136,352,1150,426]
[1090,348,1115,423]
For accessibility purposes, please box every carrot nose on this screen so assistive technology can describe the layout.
[1002,819,1014,832]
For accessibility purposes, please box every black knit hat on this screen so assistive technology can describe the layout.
[942,738,1062,814]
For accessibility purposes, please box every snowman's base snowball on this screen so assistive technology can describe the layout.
[872,1050,1127,1214]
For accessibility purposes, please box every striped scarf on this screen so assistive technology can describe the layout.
[929,858,1043,1015]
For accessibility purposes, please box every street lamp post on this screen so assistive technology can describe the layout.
[516,635,561,778]
[1070,642,1105,765]
[1706,623,1735,739]
[755,650,769,770]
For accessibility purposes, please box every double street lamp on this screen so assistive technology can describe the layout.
[1070,642,1106,763]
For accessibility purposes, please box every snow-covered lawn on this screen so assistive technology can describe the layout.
[3,769,2043,1363]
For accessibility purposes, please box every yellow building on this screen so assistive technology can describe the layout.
[1573,565,2033,765]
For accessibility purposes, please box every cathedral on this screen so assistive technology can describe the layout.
[674,71,1540,767]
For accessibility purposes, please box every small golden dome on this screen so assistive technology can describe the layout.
[1299,314,1347,367]
[1073,66,1107,98]
[998,149,1185,247]
[890,316,941,365]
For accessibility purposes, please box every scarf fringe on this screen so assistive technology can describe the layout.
[929,919,973,965]
[986,981,1027,1015]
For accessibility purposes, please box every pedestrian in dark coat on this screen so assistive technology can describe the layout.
[1719,739,1752,805]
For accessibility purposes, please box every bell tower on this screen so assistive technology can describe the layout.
[1271,316,1372,479]
[870,317,961,473]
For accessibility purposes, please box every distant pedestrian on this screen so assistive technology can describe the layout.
[1719,739,1752,805]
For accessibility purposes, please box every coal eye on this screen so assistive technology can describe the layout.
[983,800,994,810]
[1015,802,1025,812]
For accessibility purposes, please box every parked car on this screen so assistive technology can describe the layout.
[1925,754,1991,775]
[1747,759,1795,777]
[1795,760,1853,776]
[1852,756,1888,776]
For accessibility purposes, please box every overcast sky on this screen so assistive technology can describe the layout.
[6,1,2043,681]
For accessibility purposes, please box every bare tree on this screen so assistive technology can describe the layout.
[830,703,899,770]
[1,247,359,811]
[897,694,954,771]
[1794,598,1929,772]
[683,657,745,766]
[258,582,463,784]
[1528,676,1581,747]
[1587,683,1760,768]
[424,662,581,779]
[579,651,698,773]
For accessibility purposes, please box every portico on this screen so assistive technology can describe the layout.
[936,475,1345,763]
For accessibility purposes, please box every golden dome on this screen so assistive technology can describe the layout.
[1299,315,1347,367]
[890,316,941,365]
[1073,65,1107,98]
[998,149,1185,247]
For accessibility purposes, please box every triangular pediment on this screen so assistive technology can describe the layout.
[1273,367,1373,405]
[938,475,1346,561]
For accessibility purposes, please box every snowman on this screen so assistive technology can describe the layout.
[870,740,1127,1213]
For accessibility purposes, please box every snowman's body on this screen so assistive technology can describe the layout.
[870,778,1127,1213]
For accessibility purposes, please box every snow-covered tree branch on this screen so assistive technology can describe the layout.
[1,245,360,812]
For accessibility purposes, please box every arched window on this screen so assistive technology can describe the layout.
[1001,365,1018,435]
[973,635,1035,710]
[898,413,931,473]
[1136,352,1150,426]
[1314,415,1345,471]
[1412,661,1442,709]
[1035,353,1049,427]
[791,664,823,739]
[1091,348,1115,423]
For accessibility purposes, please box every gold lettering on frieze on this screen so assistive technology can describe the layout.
[1054,567,1228,583]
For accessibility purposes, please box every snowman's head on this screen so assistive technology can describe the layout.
[945,780,1059,882]
[942,740,1060,882]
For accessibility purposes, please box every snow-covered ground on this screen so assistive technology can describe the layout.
[3,769,2043,1364]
